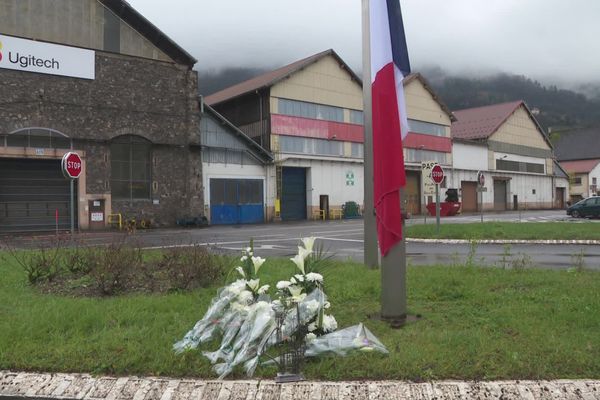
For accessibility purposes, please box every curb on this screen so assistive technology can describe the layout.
[1,371,600,400]
[407,238,600,245]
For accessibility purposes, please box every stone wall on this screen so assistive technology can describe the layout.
[0,51,203,227]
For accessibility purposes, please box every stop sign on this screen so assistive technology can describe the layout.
[431,164,444,185]
[62,152,82,179]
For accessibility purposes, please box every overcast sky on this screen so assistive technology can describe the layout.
[126,0,600,84]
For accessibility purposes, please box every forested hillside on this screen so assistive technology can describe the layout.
[199,67,600,131]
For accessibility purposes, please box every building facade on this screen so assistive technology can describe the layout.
[200,104,272,225]
[0,0,202,232]
[450,101,567,211]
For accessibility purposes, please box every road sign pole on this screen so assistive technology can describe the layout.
[435,183,440,235]
[70,179,75,236]
[480,191,483,223]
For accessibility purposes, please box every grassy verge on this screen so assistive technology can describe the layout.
[406,221,600,240]
[1,253,599,380]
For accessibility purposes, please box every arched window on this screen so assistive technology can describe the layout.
[110,135,152,201]
[3,128,71,149]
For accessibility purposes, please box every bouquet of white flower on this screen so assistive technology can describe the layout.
[174,237,388,379]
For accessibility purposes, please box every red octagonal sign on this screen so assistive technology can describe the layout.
[431,164,444,185]
[62,152,82,179]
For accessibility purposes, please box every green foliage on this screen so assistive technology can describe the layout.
[425,69,600,129]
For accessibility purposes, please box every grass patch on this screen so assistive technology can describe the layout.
[406,222,600,240]
[1,252,599,380]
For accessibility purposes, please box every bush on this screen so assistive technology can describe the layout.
[158,245,225,291]
[84,242,143,295]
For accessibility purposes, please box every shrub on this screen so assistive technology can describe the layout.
[85,241,142,295]
[158,245,225,291]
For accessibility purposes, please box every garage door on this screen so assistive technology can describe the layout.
[461,181,478,212]
[281,167,306,221]
[0,158,77,233]
[210,178,264,225]
[405,171,421,215]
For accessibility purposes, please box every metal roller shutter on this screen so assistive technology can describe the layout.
[0,158,77,233]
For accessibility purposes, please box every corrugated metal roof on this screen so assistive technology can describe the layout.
[451,101,523,140]
[99,0,197,66]
[560,159,600,174]
[553,127,600,161]
[205,49,360,106]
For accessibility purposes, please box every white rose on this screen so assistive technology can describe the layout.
[305,272,323,283]
[322,314,338,332]
[306,332,317,342]
[238,290,253,304]
[276,280,291,290]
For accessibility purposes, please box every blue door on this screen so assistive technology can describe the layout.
[210,179,264,225]
[281,167,307,220]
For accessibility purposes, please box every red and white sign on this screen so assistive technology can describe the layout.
[431,164,445,185]
[62,152,82,179]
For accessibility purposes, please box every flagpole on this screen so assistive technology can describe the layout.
[380,189,407,324]
[362,0,379,268]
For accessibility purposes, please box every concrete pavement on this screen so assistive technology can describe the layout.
[1,371,600,400]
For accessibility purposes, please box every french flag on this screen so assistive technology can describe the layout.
[370,0,411,256]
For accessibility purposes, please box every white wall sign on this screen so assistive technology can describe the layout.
[91,212,104,222]
[0,34,95,80]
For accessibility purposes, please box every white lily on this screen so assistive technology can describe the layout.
[258,284,270,294]
[240,255,248,262]
[235,266,245,278]
[288,285,306,303]
[297,246,312,260]
[301,237,316,252]
[290,254,305,274]
[290,277,297,284]
[247,278,260,291]
[251,256,266,274]
[294,274,305,282]
[245,247,252,254]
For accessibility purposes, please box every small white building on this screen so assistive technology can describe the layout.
[200,104,273,224]
[560,159,600,202]
[450,101,568,211]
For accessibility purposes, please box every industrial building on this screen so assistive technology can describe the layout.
[450,101,568,211]
[0,0,202,232]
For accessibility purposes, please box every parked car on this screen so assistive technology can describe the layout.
[566,196,600,218]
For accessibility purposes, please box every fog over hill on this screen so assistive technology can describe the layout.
[198,66,600,132]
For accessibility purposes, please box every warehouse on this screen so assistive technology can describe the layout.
[450,101,568,211]
[0,0,202,232]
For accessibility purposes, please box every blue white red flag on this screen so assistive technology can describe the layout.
[370,0,411,256]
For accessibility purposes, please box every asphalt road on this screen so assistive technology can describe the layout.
[2,210,599,270]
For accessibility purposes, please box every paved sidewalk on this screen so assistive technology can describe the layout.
[1,371,599,400]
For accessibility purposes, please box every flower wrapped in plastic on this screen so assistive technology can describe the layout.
[305,323,389,357]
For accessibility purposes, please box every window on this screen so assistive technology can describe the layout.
[351,142,364,158]
[278,98,344,123]
[349,110,364,125]
[111,135,152,201]
[593,178,597,185]
[406,148,448,164]
[408,119,446,137]
[572,177,582,185]
[279,136,344,157]
[496,159,545,174]
[5,128,71,149]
